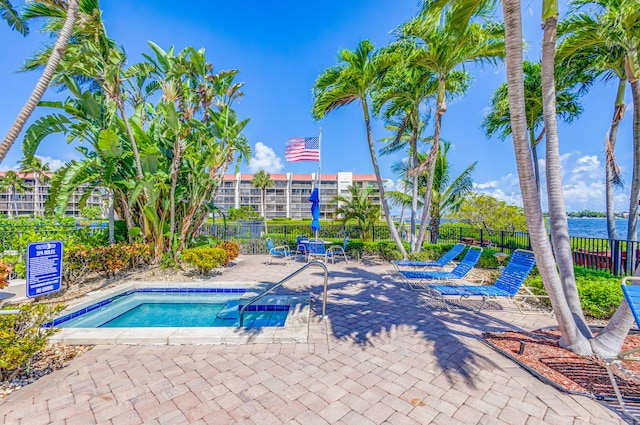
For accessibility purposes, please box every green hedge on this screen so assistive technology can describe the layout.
[526,267,623,319]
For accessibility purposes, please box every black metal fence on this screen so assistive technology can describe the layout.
[201,222,639,276]
[1,222,635,276]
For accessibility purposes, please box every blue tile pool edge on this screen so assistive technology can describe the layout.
[46,285,285,328]
[48,294,312,345]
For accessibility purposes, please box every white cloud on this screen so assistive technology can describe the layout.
[248,142,284,173]
[475,151,631,213]
[37,155,66,172]
[473,173,522,205]
[0,155,67,173]
[383,178,396,191]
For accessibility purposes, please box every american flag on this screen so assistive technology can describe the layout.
[285,137,320,162]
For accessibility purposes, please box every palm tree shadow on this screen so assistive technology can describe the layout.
[266,263,526,387]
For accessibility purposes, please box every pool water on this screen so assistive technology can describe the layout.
[54,290,289,328]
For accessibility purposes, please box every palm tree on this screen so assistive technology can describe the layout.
[251,170,273,233]
[0,0,79,165]
[312,40,407,257]
[0,171,31,218]
[557,10,628,239]
[540,0,595,349]
[18,156,50,217]
[501,0,596,355]
[482,60,584,197]
[427,142,475,243]
[374,47,470,252]
[373,45,438,252]
[561,0,640,242]
[391,141,475,244]
[0,0,27,35]
[399,0,504,251]
[332,185,381,240]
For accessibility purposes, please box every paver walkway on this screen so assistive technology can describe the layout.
[0,255,628,424]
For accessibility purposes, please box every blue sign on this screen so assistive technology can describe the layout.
[26,241,63,298]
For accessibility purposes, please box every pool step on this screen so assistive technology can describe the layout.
[217,300,240,320]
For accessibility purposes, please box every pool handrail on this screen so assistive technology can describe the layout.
[238,260,329,327]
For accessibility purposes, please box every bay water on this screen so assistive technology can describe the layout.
[566,218,630,239]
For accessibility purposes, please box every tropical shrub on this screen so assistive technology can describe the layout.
[218,241,240,263]
[407,244,452,261]
[0,304,64,381]
[181,247,228,275]
[526,267,622,319]
[126,243,153,268]
[80,206,103,219]
[0,260,11,288]
[62,242,153,284]
[62,244,92,286]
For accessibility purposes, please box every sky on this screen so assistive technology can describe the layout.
[0,1,635,213]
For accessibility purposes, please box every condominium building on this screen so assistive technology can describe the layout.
[0,172,104,217]
[215,172,384,220]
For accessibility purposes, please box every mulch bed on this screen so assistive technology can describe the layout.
[483,329,640,400]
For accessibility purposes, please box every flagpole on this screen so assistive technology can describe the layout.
[317,128,322,238]
[318,128,322,186]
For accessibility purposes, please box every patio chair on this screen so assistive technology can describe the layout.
[426,249,537,311]
[392,243,466,270]
[327,237,349,264]
[266,238,291,263]
[295,235,309,258]
[307,240,336,263]
[605,276,640,423]
[398,246,482,290]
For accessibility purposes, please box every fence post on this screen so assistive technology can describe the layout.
[612,239,622,276]
[372,225,375,242]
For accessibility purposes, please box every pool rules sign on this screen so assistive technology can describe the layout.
[26,241,63,298]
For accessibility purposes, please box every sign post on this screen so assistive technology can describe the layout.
[26,241,63,298]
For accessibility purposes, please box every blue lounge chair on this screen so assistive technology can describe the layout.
[398,246,482,290]
[427,249,536,311]
[605,277,640,423]
[266,238,291,263]
[393,243,466,270]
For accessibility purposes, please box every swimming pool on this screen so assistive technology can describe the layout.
[52,289,289,328]
[48,282,310,345]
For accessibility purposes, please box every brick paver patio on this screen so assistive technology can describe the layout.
[0,255,628,424]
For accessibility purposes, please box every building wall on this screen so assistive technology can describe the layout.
[0,172,104,217]
[214,172,383,220]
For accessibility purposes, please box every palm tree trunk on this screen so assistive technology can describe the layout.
[504,0,592,355]
[529,128,541,199]
[108,190,115,245]
[606,79,626,240]
[0,0,79,165]
[410,114,419,252]
[541,13,590,334]
[169,139,183,238]
[116,98,145,182]
[262,189,268,233]
[627,79,640,241]
[361,100,407,258]
[33,173,39,217]
[415,76,446,251]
